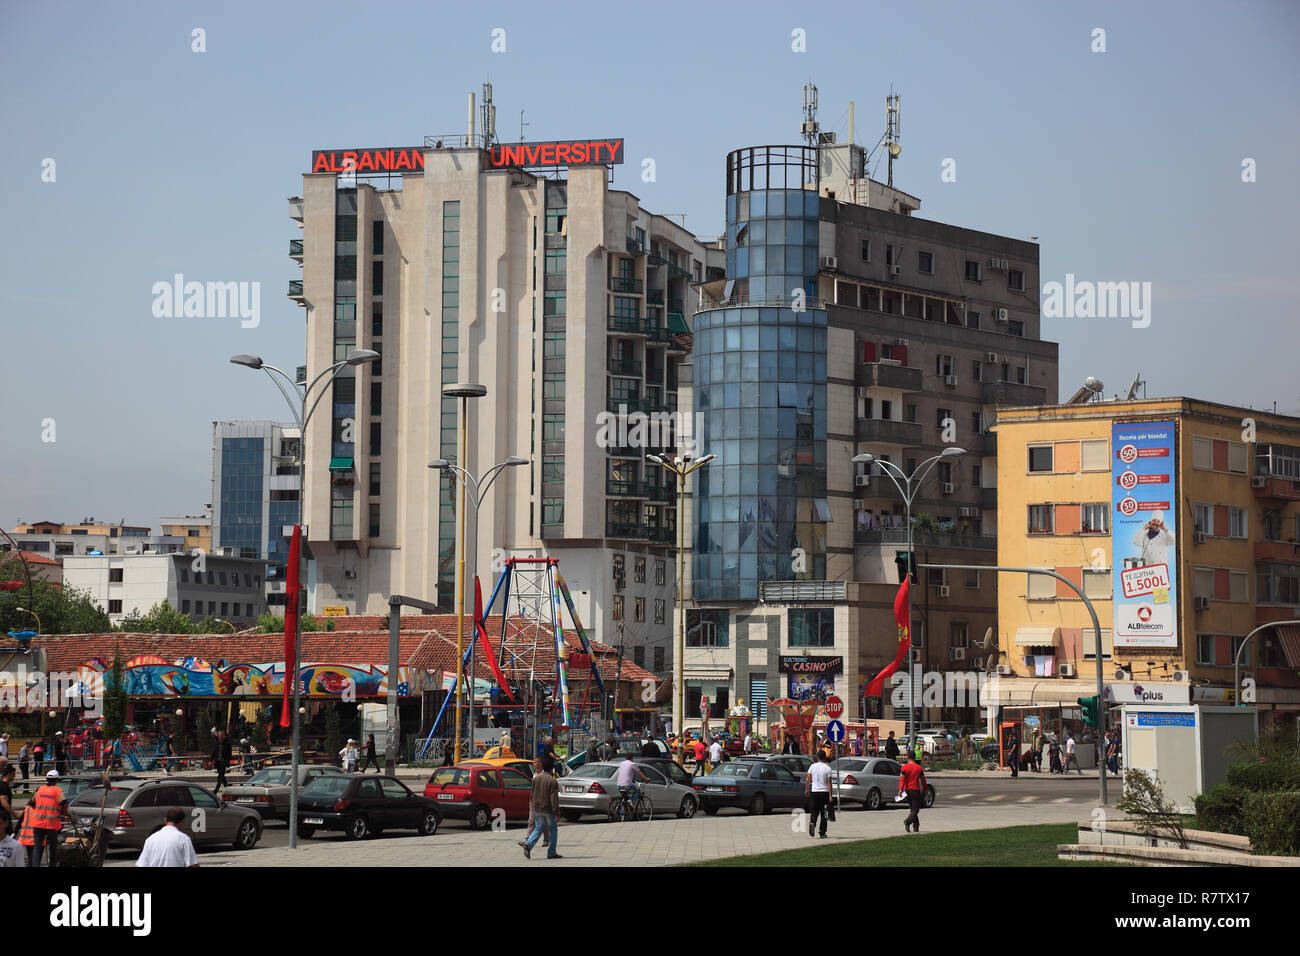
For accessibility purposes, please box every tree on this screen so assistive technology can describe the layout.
[102,645,128,741]
[195,615,225,633]
[0,553,110,635]
[257,612,335,632]
[116,600,194,634]
[1117,768,1189,848]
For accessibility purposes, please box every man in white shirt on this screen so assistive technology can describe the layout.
[0,808,25,867]
[136,807,199,868]
[743,731,754,755]
[804,751,834,838]
[1064,733,1082,774]
[708,738,723,769]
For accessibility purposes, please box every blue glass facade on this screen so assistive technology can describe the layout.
[693,167,829,601]
[219,437,265,557]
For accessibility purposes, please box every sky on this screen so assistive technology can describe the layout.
[2,0,1297,529]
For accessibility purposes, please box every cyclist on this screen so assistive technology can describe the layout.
[614,752,643,812]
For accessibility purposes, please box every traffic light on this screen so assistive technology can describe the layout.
[1078,695,1100,728]
[894,550,917,585]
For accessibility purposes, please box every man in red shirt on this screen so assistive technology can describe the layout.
[899,751,927,833]
[692,737,708,777]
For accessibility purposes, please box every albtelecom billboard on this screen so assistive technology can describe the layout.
[1111,420,1178,648]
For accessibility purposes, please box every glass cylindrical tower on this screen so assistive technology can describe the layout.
[693,146,828,601]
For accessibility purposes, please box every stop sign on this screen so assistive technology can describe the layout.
[825,696,844,719]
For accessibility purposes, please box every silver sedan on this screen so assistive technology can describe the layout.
[558,761,698,822]
[829,757,936,810]
[220,765,350,821]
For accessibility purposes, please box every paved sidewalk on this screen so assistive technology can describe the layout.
[188,799,1095,868]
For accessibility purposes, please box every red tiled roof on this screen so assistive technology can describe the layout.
[16,551,60,567]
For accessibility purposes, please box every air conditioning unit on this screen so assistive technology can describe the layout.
[821,256,838,270]
[895,338,909,346]
[1113,669,1129,681]
[944,375,958,387]
[888,264,902,277]
[986,352,999,363]
[1171,670,1189,682]
[938,584,951,598]
[1193,531,1207,544]
[995,308,1009,322]
[1251,476,1268,489]
[986,257,1009,271]
[855,475,872,487]
[949,647,966,662]
[1195,596,1211,610]
[940,482,955,494]
[996,664,1012,676]
[1059,663,1076,677]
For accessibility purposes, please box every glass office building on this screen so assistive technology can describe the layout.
[693,146,829,600]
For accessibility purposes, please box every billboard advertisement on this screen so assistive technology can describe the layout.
[1111,420,1178,648]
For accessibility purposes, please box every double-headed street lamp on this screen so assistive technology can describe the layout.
[647,452,716,757]
[852,447,966,743]
[429,451,529,763]
[15,606,41,634]
[230,348,378,849]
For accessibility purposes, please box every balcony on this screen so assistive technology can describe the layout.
[647,252,692,280]
[856,362,922,392]
[1252,475,1300,501]
[759,580,848,603]
[625,236,645,256]
[1255,539,1300,563]
[975,431,998,456]
[288,197,304,221]
[647,482,676,503]
[607,356,642,377]
[853,528,997,551]
[289,238,304,260]
[855,418,922,445]
[608,315,654,336]
[609,276,643,294]
[647,289,665,306]
[981,380,1048,407]
[295,365,307,386]
[288,280,304,300]
[606,521,649,540]
[648,526,677,544]
[607,397,651,415]
[981,486,999,510]
[607,479,650,498]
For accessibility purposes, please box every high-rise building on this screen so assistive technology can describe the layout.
[290,128,720,674]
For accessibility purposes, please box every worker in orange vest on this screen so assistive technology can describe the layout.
[14,803,35,866]
[27,770,68,868]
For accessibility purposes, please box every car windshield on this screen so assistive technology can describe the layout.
[569,764,617,779]
[70,786,132,808]
[711,764,754,778]
[248,769,293,786]
[429,768,472,787]
[301,776,351,798]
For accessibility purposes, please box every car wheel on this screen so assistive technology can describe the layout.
[924,786,935,809]
[867,788,882,811]
[346,815,370,840]
[233,818,260,850]
[703,806,719,816]
[562,810,583,823]
[748,793,767,816]
[297,825,316,839]
[677,796,697,819]
[418,810,440,836]
[470,804,491,831]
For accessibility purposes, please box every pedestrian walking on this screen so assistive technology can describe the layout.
[519,755,561,860]
[900,750,927,833]
[339,739,360,773]
[692,737,707,777]
[1006,729,1019,778]
[1064,732,1082,774]
[359,733,380,773]
[31,739,45,776]
[743,729,754,755]
[1047,734,1062,774]
[136,806,199,867]
[600,736,616,761]
[0,733,8,762]
[163,733,177,774]
[804,750,833,838]
[0,807,26,868]
[850,732,864,757]
[884,731,900,761]
[52,732,68,775]
[0,765,16,819]
[210,730,233,791]
[708,737,723,772]
[585,737,600,765]
[27,770,67,868]
[17,742,30,791]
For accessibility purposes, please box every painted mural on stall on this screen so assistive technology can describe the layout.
[78,656,417,698]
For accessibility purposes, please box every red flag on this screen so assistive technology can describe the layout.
[865,578,911,698]
[280,525,301,728]
[474,577,514,703]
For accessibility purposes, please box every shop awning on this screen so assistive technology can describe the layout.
[1014,626,1060,647]
[667,312,690,335]
[1277,625,1300,669]
[329,457,354,471]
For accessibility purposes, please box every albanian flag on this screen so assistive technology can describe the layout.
[474,577,514,703]
[865,577,911,698]
[280,525,301,728]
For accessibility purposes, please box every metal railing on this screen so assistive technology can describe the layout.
[608,315,654,335]
[606,521,650,539]
[288,280,304,297]
[607,478,650,498]
[424,133,488,149]
[610,276,643,294]
[289,238,303,256]
[697,294,823,312]
[607,356,642,376]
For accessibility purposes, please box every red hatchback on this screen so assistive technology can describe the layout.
[424,762,532,830]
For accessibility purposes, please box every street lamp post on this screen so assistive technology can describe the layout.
[15,606,41,634]
[1234,620,1300,707]
[852,448,965,745]
[430,448,527,761]
[647,453,716,760]
[229,348,378,849]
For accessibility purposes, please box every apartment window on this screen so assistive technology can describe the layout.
[1081,627,1113,660]
[369,422,381,456]
[1008,269,1025,291]
[331,498,353,533]
[1228,442,1248,474]
[368,463,381,496]
[964,260,981,281]
[1083,569,1111,599]
[903,403,917,424]
[108,568,124,582]
[1197,634,1217,666]
[370,381,382,416]
[1081,503,1109,534]
[207,601,217,615]
[243,574,252,588]
[967,310,980,330]
[970,361,982,383]
[633,646,645,667]
[970,412,982,436]
[1016,366,1027,384]
[542,498,563,525]
[334,297,356,322]
[918,251,934,274]
[543,373,565,400]
[654,560,666,586]
[371,219,383,255]
[965,569,980,589]
[371,259,383,296]
[545,247,566,275]
[1194,567,1214,599]
[972,464,983,486]
[543,416,565,441]
[886,244,898,266]
[543,331,565,357]
[1028,505,1054,534]
[542,456,563,483]
[936,407,952,429]
[788,608,835,648]
[634,557,646,583]
[1028,445,1054,472]
[108,599,122,613]
[1008,320,1024,337]
[181,600,190,614]
[860,239,870,262]
[686,608,730,647]
[634,597,645,623]
[612,554,625,589]
[1027,573,1054,600]
[180,569,189,583]
[950,622,969,648]
[1229,508,1248,539]
[1260,635,1284,668]
[881,400,893,420]
[1229,570,1249,603]
[220,602,229,617]
[612,594,624,621]
[1081,439,1108,472]
[334,339,356,363]
[654,599,665,625]
[1194,504,1214,535]
[653,646,665,672]
[369,503,381,538]
[372,304,383,337]
[936,354,954,376]
[1192,437,1213,470]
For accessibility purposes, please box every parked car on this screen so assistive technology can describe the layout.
[558,760,698,821]
[424,762,532,829]
[48,773,139,803]
[464,756,538,780]
[632,754,696,789]
[68,779,263,851]
[298,773,441,840]
[829,757,936,810]
[220,765,349,821]
[692,760,806,816]
[735,752,814,782]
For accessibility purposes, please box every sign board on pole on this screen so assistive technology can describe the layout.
[825,720,845,743]
[824,696,844,719]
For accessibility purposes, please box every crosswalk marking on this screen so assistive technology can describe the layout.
[952,793,974,800]
[1017,796,1036,803]
[1052,797,1074,803]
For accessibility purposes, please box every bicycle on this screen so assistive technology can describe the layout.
[608,785,654,823]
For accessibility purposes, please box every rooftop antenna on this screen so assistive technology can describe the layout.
[520,109,529,142]
[1125,372,1145,400]
[801,82,820,148]
[884,89,901,188]
[480,82,497,148]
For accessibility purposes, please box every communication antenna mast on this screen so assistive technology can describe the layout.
[1125,373,1146,400]
[801,83,820,148]
[884,90,901,187]
[480,82,498,148]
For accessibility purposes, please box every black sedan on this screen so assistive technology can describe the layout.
[692,760,806,815]
[296,774,441,840]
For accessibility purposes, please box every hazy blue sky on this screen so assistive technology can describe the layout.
[2,0,1297,529]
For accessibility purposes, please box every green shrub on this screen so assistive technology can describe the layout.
[1194,783,1247,835]
[1225,757,1300,792]
[1242,791,1300,856]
